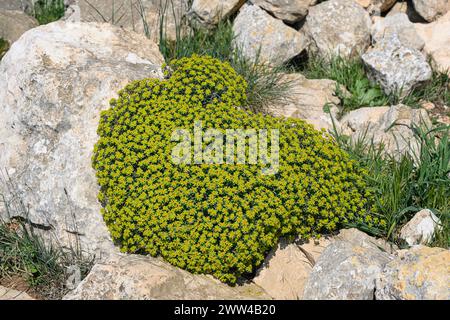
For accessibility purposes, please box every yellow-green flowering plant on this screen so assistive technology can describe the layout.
[93,55,383,284]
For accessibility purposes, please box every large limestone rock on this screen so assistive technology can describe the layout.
[355,0,371,8]
[386,1,408,15]
[188,0,245,29]
[412,0,449,22]
[0,286,34,300]
[400,209,442,246]
[0,21,164,258]
[376,246,450,300]
[267,73,341,131]
[65,0,190,42]
[372,13,424,50]
[362,35,432,96]
[355,0,396,13]
[64,254,270,300]
[253,237,331,300]
[340,104,432,159]
[0,9,38,43]
[232,4,308,65]
[303,228,393,300]
[387,1,426,22]
[415,12,450,75]
[340,106,390,136]
[304,0,372,59]
[335,228,397,254]
[250,0,315,24]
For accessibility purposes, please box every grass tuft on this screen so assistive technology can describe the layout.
[33,0,65,25]
[297,54,389,115]
[0,221,93,299]
[0,174,94,300]
[160,19,235,62]
[0,38,9,61]
[231,51,295,113]
[333,124,450,248]
[401,66,450,109]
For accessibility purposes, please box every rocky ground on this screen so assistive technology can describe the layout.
[0,0,449,300]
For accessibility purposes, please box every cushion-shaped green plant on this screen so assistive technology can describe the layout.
[93,55,383,284]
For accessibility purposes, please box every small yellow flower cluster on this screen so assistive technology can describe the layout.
[92,55,383,284]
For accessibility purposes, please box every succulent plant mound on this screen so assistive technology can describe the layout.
[93,55,382,284]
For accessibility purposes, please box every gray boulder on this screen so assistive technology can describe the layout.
[250,0,316,24]
[64,254,270,300]
[304,0,371,59]
[362,35,432,96]
[386,1,427,22]
[232,4,308,65]
[303,229,393,300]
[376,246,450,300]
[188,0,245,29]
[335,228,397,254]
[412,0,449,22]
[399,209,442,246]
[372,13,425,50]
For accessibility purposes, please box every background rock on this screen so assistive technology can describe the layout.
[376,246,450,300]
[0,0,33,13]
[339,106,390,134]
[0,21,164,258]
[188,0,245,29]
[253,237,331,300]
[304,0,371,59]
[64,254,270,300]
[340,104,432,159]
[303,230,393,300]
[250,0,315,24]
[232,4,307,65]
[356,0,396,13]
[0,9,38,43]
[400,209,442,246]
[415,12,450,75]
[267,73,341,131]
[412,0,449,22]
[387,0,427,22]
[362,35,432,96]
[372,13,424,50]
[65,0,190,42]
